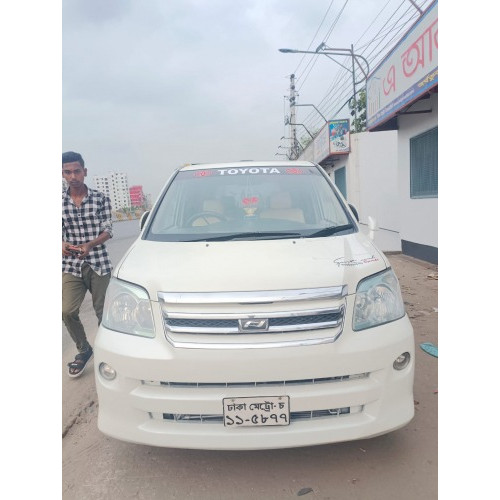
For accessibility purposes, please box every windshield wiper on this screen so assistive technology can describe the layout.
[191,231,303,242]
[305,224,354,238]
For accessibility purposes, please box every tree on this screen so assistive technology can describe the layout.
[349,88,367,133]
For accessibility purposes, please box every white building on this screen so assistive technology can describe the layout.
[298,124,401,253]
[93,171,131,211]
[297,1,438,264]
[367,0,438,263]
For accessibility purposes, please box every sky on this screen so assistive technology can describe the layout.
[62,0,435,201]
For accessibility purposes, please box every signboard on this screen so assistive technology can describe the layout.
[366,1,438,129]
[299,120,351,163]
[329,119,350,154]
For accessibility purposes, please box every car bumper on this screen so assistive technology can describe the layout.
[94,316,414,450]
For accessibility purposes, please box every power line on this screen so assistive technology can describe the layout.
[296,0,402,126]
[297,0,350,92]
[298,0,432,130]
[282,0,435,147]
[293,0,336,76]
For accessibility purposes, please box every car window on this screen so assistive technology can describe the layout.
[146,165,354,241]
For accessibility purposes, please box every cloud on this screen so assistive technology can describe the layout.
[63,0,403,198]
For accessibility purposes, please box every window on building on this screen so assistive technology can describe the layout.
[410,126,438,198]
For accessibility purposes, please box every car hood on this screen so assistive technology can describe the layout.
[115,233,389,299]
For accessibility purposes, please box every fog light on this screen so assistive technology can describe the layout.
[99,362,117,381]
[393,352,410,370]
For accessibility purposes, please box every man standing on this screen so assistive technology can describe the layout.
[62,151,113,378]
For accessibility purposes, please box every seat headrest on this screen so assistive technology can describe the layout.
[269,192,292,209]
[202,199,223,213]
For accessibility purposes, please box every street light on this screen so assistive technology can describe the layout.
[279,43,370,125]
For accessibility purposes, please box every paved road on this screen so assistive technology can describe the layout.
[62,220,438,499]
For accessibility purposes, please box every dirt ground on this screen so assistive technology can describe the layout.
[62,253,438,499]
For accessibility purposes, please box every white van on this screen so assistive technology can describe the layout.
[94,161,414,450]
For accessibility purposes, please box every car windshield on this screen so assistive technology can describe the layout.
[145,165,355,242]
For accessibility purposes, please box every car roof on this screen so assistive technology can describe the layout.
[179,160,317,171]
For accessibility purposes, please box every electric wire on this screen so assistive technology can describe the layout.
[280,0,433,152]
[299,0,430,133]
[297,0,407,128]
[296,0,350,92]
[293,0,336,76]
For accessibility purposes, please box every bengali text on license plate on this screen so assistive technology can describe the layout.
[223,396,290,427]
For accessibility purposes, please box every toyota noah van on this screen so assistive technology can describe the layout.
[94,160,414,450]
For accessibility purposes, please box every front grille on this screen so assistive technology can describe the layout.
[165,311,342,333]
[153,406,363,423]
[158,287,347,347]
[143,373,369,388]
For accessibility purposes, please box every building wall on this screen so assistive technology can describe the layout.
[397,93,438,261]
[296,115,438,259]
[322,130,401,252]
[129,185,144,206]
[93,172,131,211]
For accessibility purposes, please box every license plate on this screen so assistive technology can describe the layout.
[223,396,290,427]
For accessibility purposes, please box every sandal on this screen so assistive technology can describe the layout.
[68,348,93,378]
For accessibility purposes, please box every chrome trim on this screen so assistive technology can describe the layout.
[238,318,269,332]
[158,286,347,304]
[143,373,369,388]
[151,406,363,423]
[164,333,342,349]
[163,306,343,320]
[165,319,342,334]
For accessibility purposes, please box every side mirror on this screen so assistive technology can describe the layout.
[367,216,378,241]
[348,204,359,222]
[140,211,150,230]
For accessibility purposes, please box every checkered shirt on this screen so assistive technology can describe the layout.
[62,187,113,277]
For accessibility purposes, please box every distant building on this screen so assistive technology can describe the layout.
[144,193,153,210]
[93,171,131,211]
[129,185,145,207]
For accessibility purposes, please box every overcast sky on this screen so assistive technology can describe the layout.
[62,0,433,200]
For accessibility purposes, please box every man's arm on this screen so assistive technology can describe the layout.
[77,194,113,259]
[99,195,113,239]
[77,231,111,259]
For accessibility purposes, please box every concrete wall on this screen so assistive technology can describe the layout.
[309,110,438,260]
[322,130,401,252]
[397,93,438,260]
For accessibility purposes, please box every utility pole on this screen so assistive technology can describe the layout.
[280,45,370,133]
[288,74,299,159]
[351,44,358,126]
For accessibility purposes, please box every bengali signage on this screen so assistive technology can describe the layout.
[366,1,438,129]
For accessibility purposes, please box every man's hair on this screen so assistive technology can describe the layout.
[62,151,85,167]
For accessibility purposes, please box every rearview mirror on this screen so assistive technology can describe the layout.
[348,204,359,222]
[140,211,150,230]
[368,216,378,241]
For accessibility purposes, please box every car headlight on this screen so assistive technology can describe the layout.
[102,278,155,337]
[353,269,405,331]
